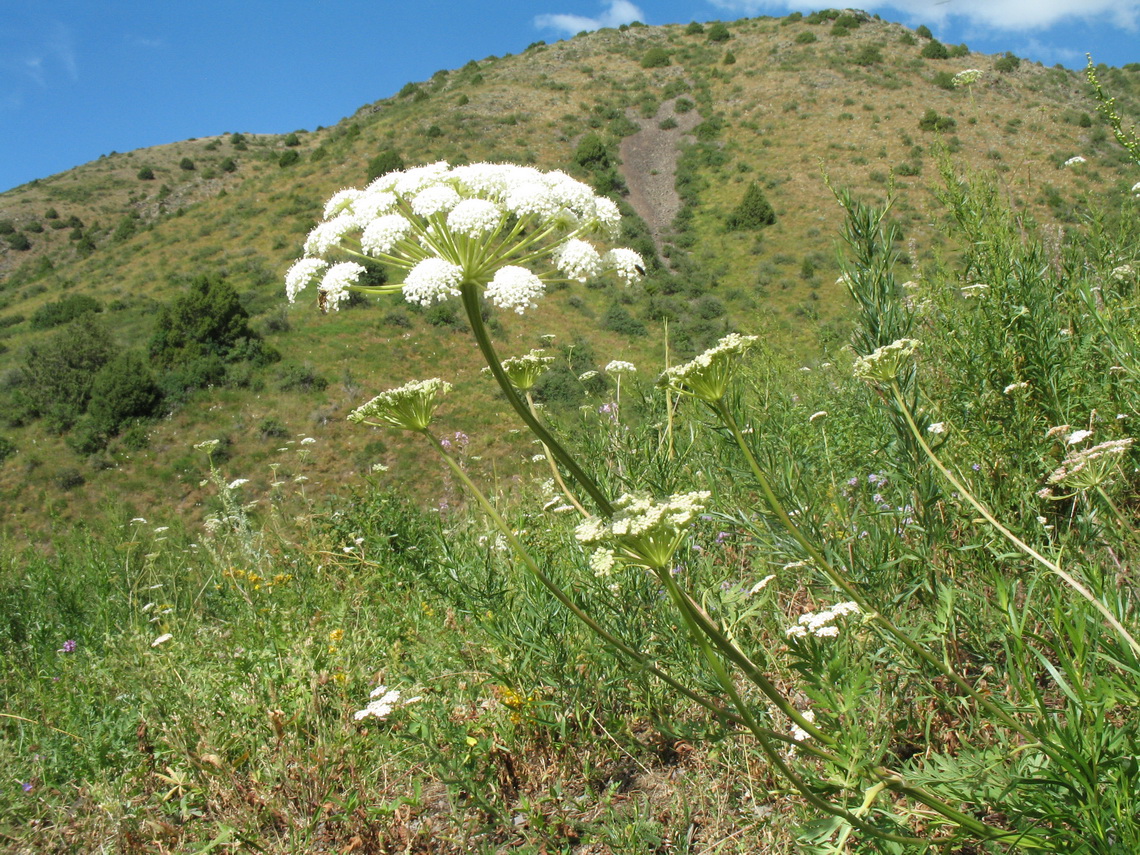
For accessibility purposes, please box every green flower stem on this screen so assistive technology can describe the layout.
[713,398,1046,748]
[657,571,929,847]
[657,567,832,745]
[890,382,1140,661]
[525,391,587,517]
[424,430,740,728]
[460,282,614,516]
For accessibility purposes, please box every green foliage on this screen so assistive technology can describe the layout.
[0,220,13,234]
[920,40,949,59]
[932,70,956,90]
[640,47,671,69]
[367,148,405,182]
[726,182,776,230]
[915,24,933,38]
[574,133,610,169]
[179,157,195,171]
[899,31,917,45]
[601,302,647,336]
[220,156,237,173]
[5,232,31,251]
[278,149,300,168]
[853,45,882,65]
[723,51,736,65]
[85,351,164,436]
[18,317,117,432]
[994,51,1021,73]
[283,132,301,147]
[918,109,956,132]
[706,22,731,42]
[136,166,155,180]
[684,21,704,34]
[148,275,273,374]
[948,43,969,58]
[30,294,102,330]
[795,30,818,44]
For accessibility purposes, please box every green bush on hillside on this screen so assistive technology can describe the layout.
[367,149,405,182]
[30,294,102,330]
[921,40,949,59]
[707,22,731,42]
[640,47,671,68]
[726,182,777,230]
[918,109,957,132]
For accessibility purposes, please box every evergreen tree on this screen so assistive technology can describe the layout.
[727,182,777,230]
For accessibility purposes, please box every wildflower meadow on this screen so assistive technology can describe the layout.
[2,66,1140,855]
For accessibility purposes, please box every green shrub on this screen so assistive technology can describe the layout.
[899,32,916,45]
[86,351,164,436]
[723,50,736,65]
[659,117,678,130]
[283,132,301,147]
[640,47,671,68]
[276,362,329,393]
[933,71,955,90]
[726,182,776,230]
[179,157,195,171]
[684,21,704,34]
[19,317,117,432]
[425,125,443,138]
[0,436,15,464]
[853,45,882,65]
[995,51,1021,73]
[220,157,237,173]
[601,302,647,336]
[920,40,949,59]
[149,275,271,371]
[915,24,932,38]
[918,109,956,132]
[6,233,30,251]
[278,150,300,168]
[31,294,102,330]
[707,22,731,42]
[795,30,817,44]
[367,149,405,182]
[258,417,290,439]
[136,167,155,180]
[574,133,609,169]
[44,207,59,220]
[830,23,851,36]
[833,13,861,28]
[948,43,969,58]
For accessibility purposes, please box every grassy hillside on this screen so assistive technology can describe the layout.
[0,11,1138,539]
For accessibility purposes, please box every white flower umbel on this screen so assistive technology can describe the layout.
[353,685,423,721]
[575,490,710,571]
[853,338,920,385]
[500,349,554,391]
[659,334,760,403]
[287,161,644,313]
[1064,155,1087,167]
[348,378,452,432]
[952,69,983,87]
[1047,437,1133,492]
[605,360,637,374]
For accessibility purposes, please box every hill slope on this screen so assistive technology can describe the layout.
[1,11,1138,538]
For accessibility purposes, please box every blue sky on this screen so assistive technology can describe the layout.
[2,1,1137,193]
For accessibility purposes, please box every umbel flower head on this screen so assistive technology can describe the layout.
[575,490,711,571]
[658,333,760,403]
[1047,437,1133,492]
[499,349,555,392]
[286,162,645,314]
[853,338,920,385]
[348,378,452,432]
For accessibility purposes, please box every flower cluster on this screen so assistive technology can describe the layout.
[852,338,919,385]
[499,349,555,391]
[348,378,452,432]
[1046,437,1133,491]
[354,684,422,721]
[605,360,637,374]
[785,601,861,639]
[286,162,644,314]
[576,490,711,571]
[1064,155,1087,167]
[952,69,983,86]
[659,333,760,403]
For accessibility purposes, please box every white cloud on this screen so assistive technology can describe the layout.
[535,0,647,35]
[706,0,1139,30]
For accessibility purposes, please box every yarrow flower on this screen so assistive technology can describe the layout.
[659,334,760,403]
[348,378,452,431]
[787,601,860,639]
[952,68,983,86]
[605,360,637,374]
[1064,155,1087,167]
[576,490,711,571]
[1004,381,1029,394]
[852,338,919,385]
[354,684,422,721]
[286,161,644,314]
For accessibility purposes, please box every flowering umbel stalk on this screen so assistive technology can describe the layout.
[287,161,645,515]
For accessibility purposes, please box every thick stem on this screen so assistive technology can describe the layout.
[425,431,742,728]
[460,283,613,516]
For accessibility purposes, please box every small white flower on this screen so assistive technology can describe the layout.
[578,370,599,381]
[809,411,827,422]
[285,258,328,302]
[361,214,413,256]
[151,634,173,647]
[411,184,462,217]
[403,258,463,307]
[486,265,545,314]
[320,262,366,310]
[1063,155,1086,167]
[602,248,645,284]
[227,479,249,489]
[447,198,503,237]
[605,360,637,374]
[749,574,776,595]
[304,215,356,256]
[300,437,316,445]
[928,422,946,435]
[1004,381,1029,394]
[554,239,603,282]
[1066,429,1093,445]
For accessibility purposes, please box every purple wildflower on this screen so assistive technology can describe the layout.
[59,639,77,653]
